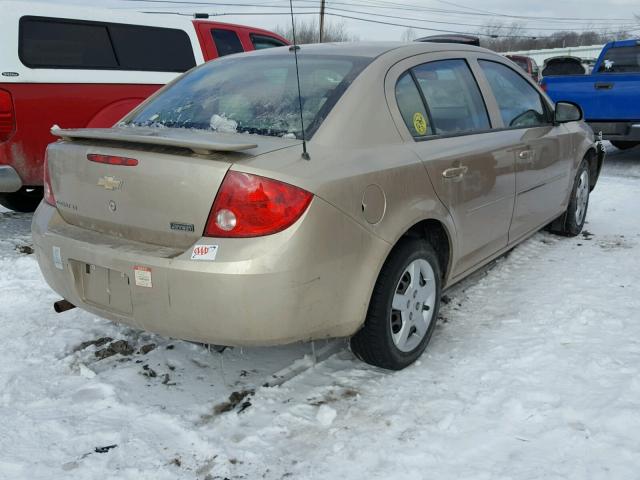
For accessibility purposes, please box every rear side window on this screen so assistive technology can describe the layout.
[411,59,490,135]
[109,24,195,72]
[251,34,287,50]
[395,72,432,137]
[479,60,550,128]
[212,29,244,57]
[19,16,195,72]
[19,18,117,69]
[597,46,640,73]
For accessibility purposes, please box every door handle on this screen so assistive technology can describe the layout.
[594,82,614,90]
[518,150,532,160]
[442,166,468,179]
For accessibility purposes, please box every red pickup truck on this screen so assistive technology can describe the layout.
[0,1,288,211]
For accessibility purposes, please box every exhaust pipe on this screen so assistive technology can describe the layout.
[54,299,76,313]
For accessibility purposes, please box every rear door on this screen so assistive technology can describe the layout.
[389,54,516,277]
[591,44,640,121]
[476,59,573,242]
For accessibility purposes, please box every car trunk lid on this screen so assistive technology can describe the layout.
[47,126,300,249]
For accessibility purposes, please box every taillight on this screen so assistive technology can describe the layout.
[0,89,16,142]
[540,81,547,92]
[87,154,138,166]
[43,150,55,206]
[204,171,313,238]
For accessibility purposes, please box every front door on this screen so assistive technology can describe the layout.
[477,60,572,242]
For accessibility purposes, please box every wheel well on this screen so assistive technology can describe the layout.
[401,219,451,280]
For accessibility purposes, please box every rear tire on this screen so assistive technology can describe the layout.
[611,141,639,150]
[548,160,589,237]
[351,238,441,370]
[0,187,43,213]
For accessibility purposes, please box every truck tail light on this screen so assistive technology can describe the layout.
[204,171,312,238]
[43,150,55,206]
[0,89,16,142]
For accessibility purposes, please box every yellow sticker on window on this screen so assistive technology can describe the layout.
[413,112,428,135]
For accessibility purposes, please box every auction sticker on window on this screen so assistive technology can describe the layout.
[413,112,428,136]
[191,245,219,261]
[134,266,153,288]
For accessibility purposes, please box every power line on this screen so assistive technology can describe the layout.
[317,4,639,32]
[125,0,640,33]
[124,0,635,23]
[139,9,547,38]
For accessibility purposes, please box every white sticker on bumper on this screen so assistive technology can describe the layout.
[134,266,153,288]
[191,245,219,261]
[52,246,63,270]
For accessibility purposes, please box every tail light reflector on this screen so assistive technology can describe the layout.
[43,150,55,206]
[204,171,313,238]
[0,89,16,142]
[88,154,138,166]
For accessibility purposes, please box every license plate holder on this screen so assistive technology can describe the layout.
[73,261,133,314]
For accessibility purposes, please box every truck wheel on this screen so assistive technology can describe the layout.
[0,187,43,213]
[611,141,639,150]
[548,160,589,237]
[351,238,441,370]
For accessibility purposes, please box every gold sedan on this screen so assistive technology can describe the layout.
[33,42,604,370]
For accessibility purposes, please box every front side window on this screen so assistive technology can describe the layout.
[19,16,195,72]
[412,59,490,135]
[212,29,244,57]
[251,34,287,50]
[597,46,640,73]
[123,54,370,139]
[479,60,550,128]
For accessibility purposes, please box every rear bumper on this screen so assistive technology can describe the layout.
[32,200,389,346]
[588,121,640,142]
[0,166,23,193]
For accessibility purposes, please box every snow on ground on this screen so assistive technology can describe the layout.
[1,147,640,479]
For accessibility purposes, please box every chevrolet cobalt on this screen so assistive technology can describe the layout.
[33,42,604,370]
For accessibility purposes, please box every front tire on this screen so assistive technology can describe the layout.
[548,160,590,237]
[351,238,441,370]
[0,187,43,213]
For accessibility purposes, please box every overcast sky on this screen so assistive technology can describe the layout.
[49,0,640,41]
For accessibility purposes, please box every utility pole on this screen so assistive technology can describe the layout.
[319,0,325,43]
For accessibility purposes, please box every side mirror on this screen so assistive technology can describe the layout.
[554,101,583,123]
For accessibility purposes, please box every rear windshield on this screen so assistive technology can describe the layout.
[542,58,585,76]
[123,53,370,139]
[510,57,529,72]
[597,46,640,73]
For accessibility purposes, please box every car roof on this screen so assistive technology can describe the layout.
[245,41,494,60]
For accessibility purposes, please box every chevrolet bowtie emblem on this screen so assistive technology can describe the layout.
[97,176,123,190]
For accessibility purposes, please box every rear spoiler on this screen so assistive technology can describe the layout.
[51,126,258,155]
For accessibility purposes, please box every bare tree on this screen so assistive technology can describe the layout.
[480,22,633,52]
[274,18,356,44]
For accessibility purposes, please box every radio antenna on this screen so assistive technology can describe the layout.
[289,0,310,160]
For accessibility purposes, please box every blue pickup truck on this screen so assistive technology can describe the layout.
[541,39,640,150]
